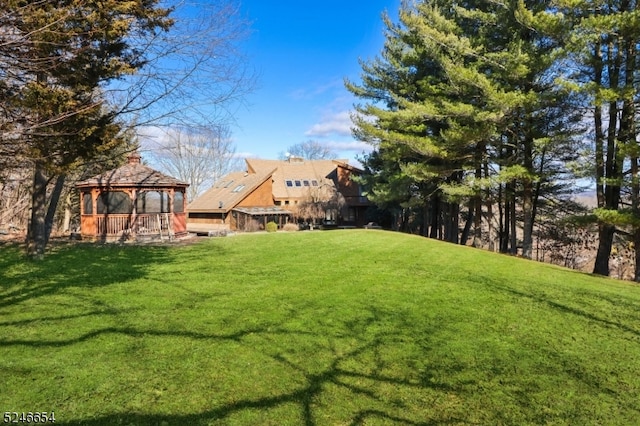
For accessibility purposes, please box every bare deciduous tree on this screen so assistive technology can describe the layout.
[146,125,242,202]
[294,179,345,224]
[281,140,338,160]
[108,0,256,129]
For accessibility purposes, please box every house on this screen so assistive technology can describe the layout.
[187,157,370,232]
[76,153,189,241]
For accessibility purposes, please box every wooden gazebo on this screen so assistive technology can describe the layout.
[76,153,189,241]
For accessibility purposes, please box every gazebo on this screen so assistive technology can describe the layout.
[76,153,189,241]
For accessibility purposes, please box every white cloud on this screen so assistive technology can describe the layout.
[326,140,372,153]
[305,111,353,137]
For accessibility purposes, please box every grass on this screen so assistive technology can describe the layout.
[1,230,640,425]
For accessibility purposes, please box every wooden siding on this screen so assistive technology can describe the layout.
[237,178,274,207]
[174,213,187,234]
[187,213,226,225]
[336,166,359,197]
[80,215,96,237]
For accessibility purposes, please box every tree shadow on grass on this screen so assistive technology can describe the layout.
[0,240,223,309]
[478,277,640,420]
[6,302,471,426]
[481,278,640,339]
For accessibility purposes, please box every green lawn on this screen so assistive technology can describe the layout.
[1,230,640,425]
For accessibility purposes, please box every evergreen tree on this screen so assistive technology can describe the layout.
[347,1,510,244]
[556,0,640,278]
[347,0,580,257]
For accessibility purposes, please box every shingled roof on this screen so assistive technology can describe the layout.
[187,168,276,213]
[76,153,188,189]
[245,157,351,201]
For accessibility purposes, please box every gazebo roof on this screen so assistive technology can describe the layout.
[76,153,189,189]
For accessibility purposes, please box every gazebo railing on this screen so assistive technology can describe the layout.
[96,213,174,237]
[136,213,172,236]
[96,215,132,236]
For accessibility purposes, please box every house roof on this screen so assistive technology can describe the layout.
[187,168,275,213]
[76,153,189,189]
[245,157,351,201]
[187,157,366,214]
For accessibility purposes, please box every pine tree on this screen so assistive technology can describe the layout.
[347,1,510,243]
[556,0,640,278]
[348,0,580,256]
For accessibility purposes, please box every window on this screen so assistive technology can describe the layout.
[303,180,310,186]
[286,180,293,187]
[174,192,184,213]
[224,180,234,188]
[82,192,92,214]
[295,180,301,187]
[97,191,132,214]
[311,180,318,186]
[232,184,245,193]
[347,208,356,222]
[137,191,170,213]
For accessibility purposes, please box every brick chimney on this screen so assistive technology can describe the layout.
[127,152,141,165]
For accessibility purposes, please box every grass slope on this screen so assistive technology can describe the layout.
[1,230,640,425]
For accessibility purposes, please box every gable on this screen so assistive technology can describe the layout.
[187,168,274,213]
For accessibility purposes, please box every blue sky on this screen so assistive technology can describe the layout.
[231,1,401,164]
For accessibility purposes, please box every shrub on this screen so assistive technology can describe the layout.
[282,223,298,232]
[266,221,278,233]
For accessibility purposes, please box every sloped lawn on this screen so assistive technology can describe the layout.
[1,230,640,425]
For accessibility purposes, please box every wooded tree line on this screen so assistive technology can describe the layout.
[0,0,251,258]
[347,0,640,280]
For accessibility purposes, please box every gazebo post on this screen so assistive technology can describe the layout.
[130,188,137,239]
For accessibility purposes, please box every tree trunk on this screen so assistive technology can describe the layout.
[509,189,517,255]
[460,202,474,245]
[28,161,49,260]
[473,146,483,248]
[473,193,482,248]
[634,229,640,282]
[498,183,508,253]
[484,159,494,252]
[429,195,439,239]
[593,41,623,275]
[522,126,534,259]
[44,174,66,247]
[594,223,615,276]
[447,201,459,244]
[522,180,533,259]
